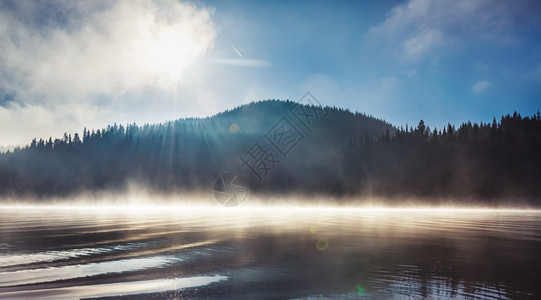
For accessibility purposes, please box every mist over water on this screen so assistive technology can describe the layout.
[0,205,540,299]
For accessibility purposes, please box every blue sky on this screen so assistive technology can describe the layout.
[1,0,540,146]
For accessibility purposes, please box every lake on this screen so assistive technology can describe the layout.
[0,206,540,299]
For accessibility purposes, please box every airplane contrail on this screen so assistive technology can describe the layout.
[229,43,243,58]
[209,58,271,67]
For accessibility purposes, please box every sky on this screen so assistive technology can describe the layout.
[0,0,540,147]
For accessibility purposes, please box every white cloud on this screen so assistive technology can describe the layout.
[0,0,217,146]
[206,58,272,68]
[0,0,216,100]
[0,102,116,147]
[367,0,539,61]
[403,29,443,59]
[472,80,489,94]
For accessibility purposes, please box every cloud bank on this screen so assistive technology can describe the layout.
[368,0,540,61]
[0,0,216,146]
[0,0,216,99]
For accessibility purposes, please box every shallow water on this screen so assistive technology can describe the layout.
[0,206,540,299]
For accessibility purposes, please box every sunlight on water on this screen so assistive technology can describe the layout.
[0,256,179,287]
[0,243,143,268]
[0,205,540,299]
[0,275,228,299]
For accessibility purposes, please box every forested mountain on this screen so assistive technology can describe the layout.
[0,100,540,205]
[344,112,541,204]
[0,100,392,199]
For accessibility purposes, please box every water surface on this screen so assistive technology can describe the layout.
[0,206,540,299]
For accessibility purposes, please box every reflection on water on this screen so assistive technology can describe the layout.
[0,206,540,299]
[0,243,144,268]
[0,256,179,287]
[0,275,228,299]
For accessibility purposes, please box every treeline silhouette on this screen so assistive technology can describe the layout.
[342,111,541,204]
[0,100,539,204]
[0,100,392,199]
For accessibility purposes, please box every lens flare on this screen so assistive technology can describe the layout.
[316,238,329,251]
[229,123,240,134]
[357,285,365,296]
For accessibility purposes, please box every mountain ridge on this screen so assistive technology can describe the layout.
[0,99,394,199]
[1,100,540,205]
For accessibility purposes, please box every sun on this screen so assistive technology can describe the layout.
[141,26,196,87]
[127,3,216,89]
